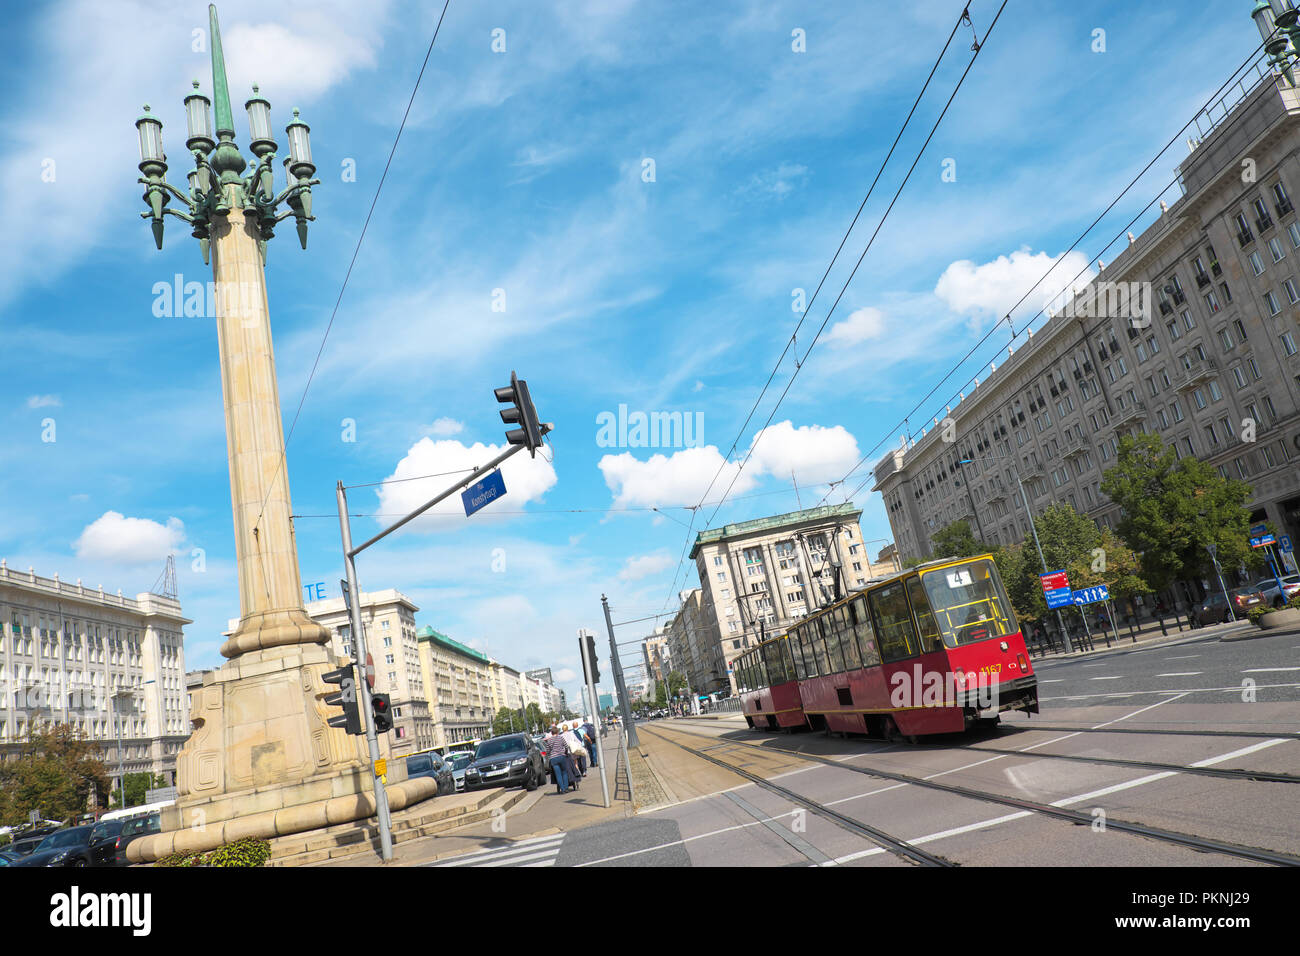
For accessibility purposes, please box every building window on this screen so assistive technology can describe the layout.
[1166,319,1180,341]
[1270,236,1286,262]
[1233,366,1248,389]
[1250,250,1265,275]
[1283,332,1298,356]
[1182,309,1195,330]
[1218,327,1235,351]
[1290,220,1300,249]
[1266,291,1282,315]
[1205,291,1221,313]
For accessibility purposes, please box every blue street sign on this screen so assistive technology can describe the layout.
[1250,523,1268,537]
[1250,534,1277,549]
[1071,585,1110,606]
[461,469,507,516]
[1045,588,1073,610]
[1281,535,1294,554]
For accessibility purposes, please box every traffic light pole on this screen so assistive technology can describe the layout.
[578,630,610,808]
[602,594,638,747]
[337,482,394,863]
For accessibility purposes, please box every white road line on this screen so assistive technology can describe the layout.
[1155,672,1203,677]
[1164,655,1200,660]
[1242,667,1300,673]
[1040,679,1064,684]
[1092,693,1187,729]
[1088,676,1123,681]
[1042,681,1300,701]
[480,849,562,867]
[826,735,1288,866]
[432,835,565,867]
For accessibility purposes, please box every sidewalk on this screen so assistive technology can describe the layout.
[1027,615,1251,662]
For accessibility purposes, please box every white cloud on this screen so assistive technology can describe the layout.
[744,421,861,485]
[618,552,674,581]
[598,446,758,509]
[738,162,809,200]
[73,511,185,564]
[26,395,61,408]
[422,417,464,438]
[374,438,558,525]
[693,380,704,392]
[554,667,577,683]
[825,307,885,346]
[934,247,1094,324]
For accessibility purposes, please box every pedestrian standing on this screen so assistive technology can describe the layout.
[544,725,572,793]
[582,719,598,767]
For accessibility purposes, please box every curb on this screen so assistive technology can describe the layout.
[1221,625,1300,642]
[1031,623,1251,662]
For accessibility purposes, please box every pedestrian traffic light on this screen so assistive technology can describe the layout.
[582,632,600,684]
[371,692,393,733]
[323,661,362,736]
[494,370,543,456]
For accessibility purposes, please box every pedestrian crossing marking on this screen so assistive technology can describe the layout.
[428,833,565,867]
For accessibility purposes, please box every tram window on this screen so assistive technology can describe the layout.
[790,633,808,679]
[763,641,785,685]
[781,639,797,683]
[906,575,945,654]
[853,595,881,667]
[811,618,831,675]
[797,625,819,678]
[869,581,918,662]
[836,605,861,670]
[819,616,845,673]
[920,559,1019,648]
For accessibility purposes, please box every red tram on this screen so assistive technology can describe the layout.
[737,555,1038,740]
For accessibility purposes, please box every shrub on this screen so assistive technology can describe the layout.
[156,837,270,868]
[1247,604,1272,626]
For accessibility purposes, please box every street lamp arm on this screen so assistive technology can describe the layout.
[138,177,197,211]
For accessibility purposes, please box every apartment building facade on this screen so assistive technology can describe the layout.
[683,503,871,695]
[417,626,494,749]
[0,562,191,795]
[876,65,1300,569]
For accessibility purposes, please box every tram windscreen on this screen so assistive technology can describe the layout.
[920,559,1019,648]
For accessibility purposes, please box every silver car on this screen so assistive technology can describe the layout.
[444,751,474,792]
[1252,574,1300,607]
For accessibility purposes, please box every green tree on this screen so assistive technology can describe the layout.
[113,772,168,809]
[992,504,1149,624]
[523,703,544,732]
[0,723,111,826]
[930,519,995,559]
[491,707,522,737]
[1100,433,1259,590]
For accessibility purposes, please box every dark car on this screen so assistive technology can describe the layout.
[114,813,162,867]
[463,734,547,792]
[0,849,23,866]
[7,833,51,857]
[1194,587,1265,626]
[87,819,125,867]
[405,752,456,796]
[13,825,96,867]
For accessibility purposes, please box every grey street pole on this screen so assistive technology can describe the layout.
[578,629,610,808]
[1012,465,1074,654]
[603,594,639,747]
[337,482,395,862]
[1207,544,1235,622]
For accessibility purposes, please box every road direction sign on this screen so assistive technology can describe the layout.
[1281,535,1294,554]
[461,469,507,516]
[1040,570,1072,610]
[1250,534,1277,549]
[1251,523,1268,537]
[1072,585,1110,606]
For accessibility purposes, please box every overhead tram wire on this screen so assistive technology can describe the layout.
[248,0,454,539]
[812,35,1274,509]
[699,1,1009,534]
[658,3,980,610]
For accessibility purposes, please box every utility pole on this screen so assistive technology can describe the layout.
[578,629,610,808]
[603,595,638,747]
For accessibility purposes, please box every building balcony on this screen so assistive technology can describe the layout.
[1257,214,1274,233]
[1172,289,1186,305]
[1159,300,1173,315]
[1111,402,1146,429]
[1277,198,1294,217]
[1211,260,1222,277]
[1237,229,1254,247]
[1194,271,1211,288]
[1175,358,1219,390]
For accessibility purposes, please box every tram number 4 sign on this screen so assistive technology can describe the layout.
[1040,570,1072,610]
[1071,585,1110,606]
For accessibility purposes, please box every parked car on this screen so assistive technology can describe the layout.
[1194,587,1265,626]
[404,752,456,796]
[0,849,22,866]
[1252,574,1300,607]
[463,734,547,792]
[443,751,475,792]
[12,825,96,867]
[7,833,51,857]
[87,819,125,867]
[111,812,163,867]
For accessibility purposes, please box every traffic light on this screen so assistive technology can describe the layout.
[371,692,393,733]
[582,632,600,684]
[323,661,362,736]
[494,370,543,456]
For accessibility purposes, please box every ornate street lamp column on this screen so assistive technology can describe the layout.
[136,4,323,659]
[126,6,439,864]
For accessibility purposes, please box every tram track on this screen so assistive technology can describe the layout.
[639,726,956,867]
[648,722,1300,867]
[998,722,1300,741]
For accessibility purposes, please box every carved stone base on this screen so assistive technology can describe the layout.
[127,640,433,863]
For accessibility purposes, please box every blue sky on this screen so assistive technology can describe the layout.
[0,0,1263,704]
